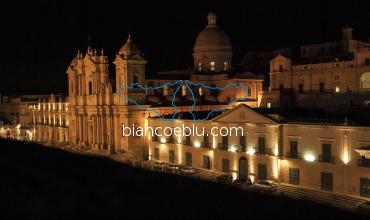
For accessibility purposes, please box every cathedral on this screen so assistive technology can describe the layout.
[61,12,264,158]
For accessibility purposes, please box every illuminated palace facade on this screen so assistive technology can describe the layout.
[263,27,370,108]
[27,13,370,199]
[149,104,370,198]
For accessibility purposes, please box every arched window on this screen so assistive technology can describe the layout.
[198,62,202,71]
[133,75,139,88]
[210,61,215,71]
[182,84,187,96]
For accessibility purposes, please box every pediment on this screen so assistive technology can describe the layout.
[212,104,277,125]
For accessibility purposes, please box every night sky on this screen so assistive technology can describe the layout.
[0,0,369,95]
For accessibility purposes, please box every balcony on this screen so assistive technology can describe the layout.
[256,148,273,156]
[201,142,211,148]
[286,151,301,160]
[319,155,336,164]
[358,158,370,168]
[217,143,228,151]
[167,137,175,144]
[183,140,192,146]
[151,136,159,142]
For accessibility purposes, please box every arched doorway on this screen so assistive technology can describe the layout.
[239,157,248,180]
[360,72,370,89]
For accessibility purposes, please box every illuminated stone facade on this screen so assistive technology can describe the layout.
[149,104,370,199]
[25,13,370,199]
[30,94,69,145]
[61,13,263,159]
[264,28,370,108]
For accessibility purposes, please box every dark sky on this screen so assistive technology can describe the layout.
[0,0,369,95]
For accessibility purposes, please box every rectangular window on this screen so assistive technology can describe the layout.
[258,137,265,154]
[154,148,159,160]
[222,136,228,150]
[279,84,284,91]
[298,83,304,94]
[203,155,211,169]
[247,87,252,97]
[319,82,325,93]
[168,133,174,143]
[169,150,175,163]
[222,159,230,173]
[185,130,191,146]
[289,141,298,159]
[321,172,333,191]
[185,152,192,166]
[240,135,246,152]
[320,143,332,163]
[258,163,267,180]
[203,134,209,148]
[88,81,93,95]
[279,65,283,72]
[289,168,300,185]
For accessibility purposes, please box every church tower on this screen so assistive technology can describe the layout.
[114,34,147,105]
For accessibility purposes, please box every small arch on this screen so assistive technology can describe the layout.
[360,72,370,89]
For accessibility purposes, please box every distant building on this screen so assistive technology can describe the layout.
[241,48,295,74]
[30,94,69,145]
[263,27,370,109]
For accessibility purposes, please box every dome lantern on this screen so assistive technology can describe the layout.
[207,12,217,27]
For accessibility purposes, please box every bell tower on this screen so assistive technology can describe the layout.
[114,34,147,105]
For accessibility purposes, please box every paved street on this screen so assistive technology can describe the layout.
[51,145,369,214]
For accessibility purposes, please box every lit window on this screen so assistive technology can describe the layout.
[199,87,203,96]
[335,86,340,93]
[163,85,168,96]
[267,102,271,108]
[182,84,187,96]
[246,87,251,97]
[198,62,202,71]
[224,61,228,70]
[210,61,215,71]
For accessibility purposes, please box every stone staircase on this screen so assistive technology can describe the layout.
[275,184,368,211]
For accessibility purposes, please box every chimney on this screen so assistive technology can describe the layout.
[342,27,353,41]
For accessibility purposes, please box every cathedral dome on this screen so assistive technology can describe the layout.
[193,13,233,73]
[194,13,231,52]
[118,34,142,59]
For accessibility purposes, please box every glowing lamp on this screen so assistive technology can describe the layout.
[247,146,256,155]
[304,152,315,162]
